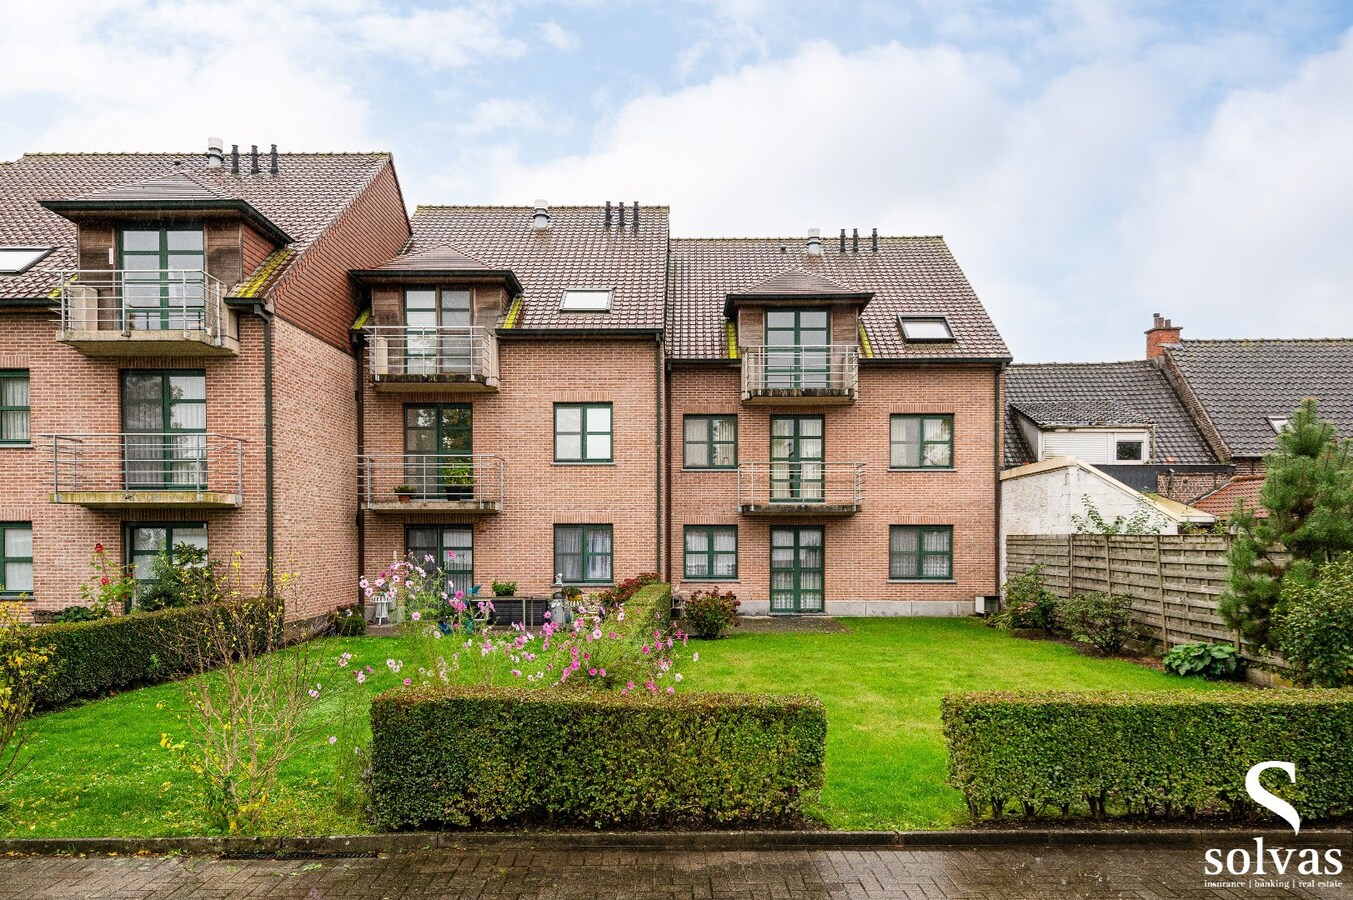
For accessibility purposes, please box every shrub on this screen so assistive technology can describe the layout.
[1274,555,1353,687]
[944,690,1353,822]
[683,588,740,639]
[490,580,517,597]
[0,603,52,790]
[52,605,101,624]
[370,686,826,829]
[78,543,135,616]
[991,566,1058,634]
[335,604,366,637]
[136,544,220,612]
[1057,592,1133,654]
[1163,642,1243,681]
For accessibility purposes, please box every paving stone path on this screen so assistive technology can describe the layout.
[2,846,1347,899]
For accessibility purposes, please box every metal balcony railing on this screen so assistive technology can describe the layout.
[741,344,859,399]
[46,433,245,505]
[360,453,504,510]
[365,325,498,385]
[737,462,866,512]
[56,269,234,344]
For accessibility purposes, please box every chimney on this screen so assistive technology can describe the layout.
[531,199,551,231]
[605,201,612,228]
[632,201,639,231]
[839,229,846,253]
[230,144,240,175]
[806,228,822,256]
[269,143,278,175]
[871,227,878,252]
[852,228,859,253]
[206,137,224,168]
[1145,312,1182,360]
[249,144,260,175]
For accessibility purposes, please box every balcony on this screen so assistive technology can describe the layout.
[737,462,865,516]
[56,270,239,356]
[46,433,244,508]
[740,345,859,404]
[366,326,499,392]
[360,453,504,514]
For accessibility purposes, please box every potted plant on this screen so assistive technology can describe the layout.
[393,484,417,503]
[439,460,474,500]
[491,579,517,597]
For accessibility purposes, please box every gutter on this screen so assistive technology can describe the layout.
[251,303,276,597]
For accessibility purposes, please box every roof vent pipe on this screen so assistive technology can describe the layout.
[633,201,639,231]
[206,137,224,168]
[839,229,846,253]
[852,228,859,253]
[605,201,612,228]
[806,228,822,256]
[531,199,551,231]
[269,144,278,175]
[871,228,878,252]
[230,144,240,175]
[617,202,626,228]
[250,144,260,175]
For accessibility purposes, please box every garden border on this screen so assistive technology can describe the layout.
[0,828,1349,857]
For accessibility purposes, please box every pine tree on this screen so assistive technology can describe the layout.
[1220,399,1353,651]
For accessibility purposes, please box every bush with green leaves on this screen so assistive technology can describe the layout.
[1162,642,1243,681]
[334,603,366,637]
[370,686,826,829]
[51,606,102,624]
[1057,592,1133,654]
[683,588,740,639]
[944,690,1353,822]
[1273,555,1353,687]
[991,566,1058,633]
[136,544,220,612]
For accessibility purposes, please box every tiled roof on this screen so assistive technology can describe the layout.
[0,151,396,302]
[369,244,495,272]
[1005,360,1217,468]
[667,237,1009,361]
[730,268,866,298]
[73,171,227,202]
[404,206,670,332]
[1192,474,1268,518]
[1011,399,1150,428]
[1165,339,1353,458]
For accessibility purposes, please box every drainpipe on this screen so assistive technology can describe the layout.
[664,356,673,584]
[251,303,275,597]
[993,363,1004,596]
[354,326,366,603]
[655,334,664,578]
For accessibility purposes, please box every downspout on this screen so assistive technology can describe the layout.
[251,304,275,597]
[993,363,1005,596]
[354,326,366,603]
[655,334,664,578]
[664,358,673,584]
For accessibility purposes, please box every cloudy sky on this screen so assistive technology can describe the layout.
[3,1,1351,362]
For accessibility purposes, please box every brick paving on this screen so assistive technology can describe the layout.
[1,846,1347,899]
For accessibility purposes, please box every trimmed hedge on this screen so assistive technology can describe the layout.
[23,602,273,709]
[944,690,1353,822]
[370,686,826,829]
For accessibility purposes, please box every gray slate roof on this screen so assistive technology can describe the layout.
[1166,339,1353,458]
[1005,360,1218,468]
[404,206,670,332]
[0,151,396,303]
[1010,399,1150,428]
[668,237,1010,361]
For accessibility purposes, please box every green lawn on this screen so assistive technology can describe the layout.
[0,619,1235,837]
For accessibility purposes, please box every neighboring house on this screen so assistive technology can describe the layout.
[2,143,1014,620]
[0,141,410,622]
[666,230,1009,615]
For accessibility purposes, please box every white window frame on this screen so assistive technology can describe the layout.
[559,288,613,312]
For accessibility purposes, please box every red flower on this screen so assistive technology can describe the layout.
[100,576,110,586]
[94,543,105,554]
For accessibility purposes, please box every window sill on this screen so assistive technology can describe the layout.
[680,467,738,473]
[681,579,740,583]
[889,579,957,584]
[552,461,615,466]
[0,443,32,450]
[887,467,956,473]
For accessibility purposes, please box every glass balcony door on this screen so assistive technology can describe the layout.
[765,308,829,389]
[121,370,207,490]
[404,404,473,499]
[120,229,206,331]
[770,526,824,613]
[404,288,472,375]
[770,415,824,503]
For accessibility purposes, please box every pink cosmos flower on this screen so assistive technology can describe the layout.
[403,678,411,686]
[667,687,675,695]
[308,689,319,699]
[328,736,338,745]
[356,671,366,684]
[692,652,699,662]
[411,611,421,621]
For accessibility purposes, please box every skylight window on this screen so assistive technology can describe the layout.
[1268,416,1290,434]
[898,316,954,342]
[0,247,53,275]
[560,288,613,312]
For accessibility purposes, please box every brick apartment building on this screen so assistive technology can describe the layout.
[1,143,1010,620]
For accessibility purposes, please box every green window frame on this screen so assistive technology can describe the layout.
[0,522,33,597]
[770,415,824,502]
[121,370,207,490]
[0,370,30,445]
[683,415,737,469]
[404,403,473,499]
[889,525,953,581]
[554,524,613,584]
[554,403,612,463]
[406,525,475,598]
[890,415,954,469]
[764,307,830,389]
[683,526,737,580]
[119,227,206,330]
[127,522,208,582]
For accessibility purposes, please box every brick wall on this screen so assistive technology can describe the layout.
[1155,469,1235,504]
[667,362,1002,614]
[360,336,664,597]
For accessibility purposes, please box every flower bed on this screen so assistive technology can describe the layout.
[943,690,1353,822]
[369,686,826,829]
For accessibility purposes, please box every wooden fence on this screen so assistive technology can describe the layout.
[1005,534,1271,663]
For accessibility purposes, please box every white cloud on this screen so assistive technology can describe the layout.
[461,99,552,135]
[540,21,580,52]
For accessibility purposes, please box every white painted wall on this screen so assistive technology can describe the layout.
[1039,428,1149,465]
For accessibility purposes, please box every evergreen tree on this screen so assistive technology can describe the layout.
[1220,399,1353,651]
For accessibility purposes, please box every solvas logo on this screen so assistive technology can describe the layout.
[1203,762,1343,884]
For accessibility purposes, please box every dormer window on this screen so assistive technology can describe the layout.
[0,247,53,274]
[1115,439,1145,462]
[560,288,612,312]
[898,316,954,342]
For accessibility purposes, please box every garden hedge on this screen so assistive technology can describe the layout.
[370,685,826,829]
[24,602,276,709]
[944,690,1353,822]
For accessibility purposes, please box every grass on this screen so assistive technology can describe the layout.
[0,618,1237,837]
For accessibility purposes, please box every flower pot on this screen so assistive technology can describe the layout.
[396,494,412,503]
